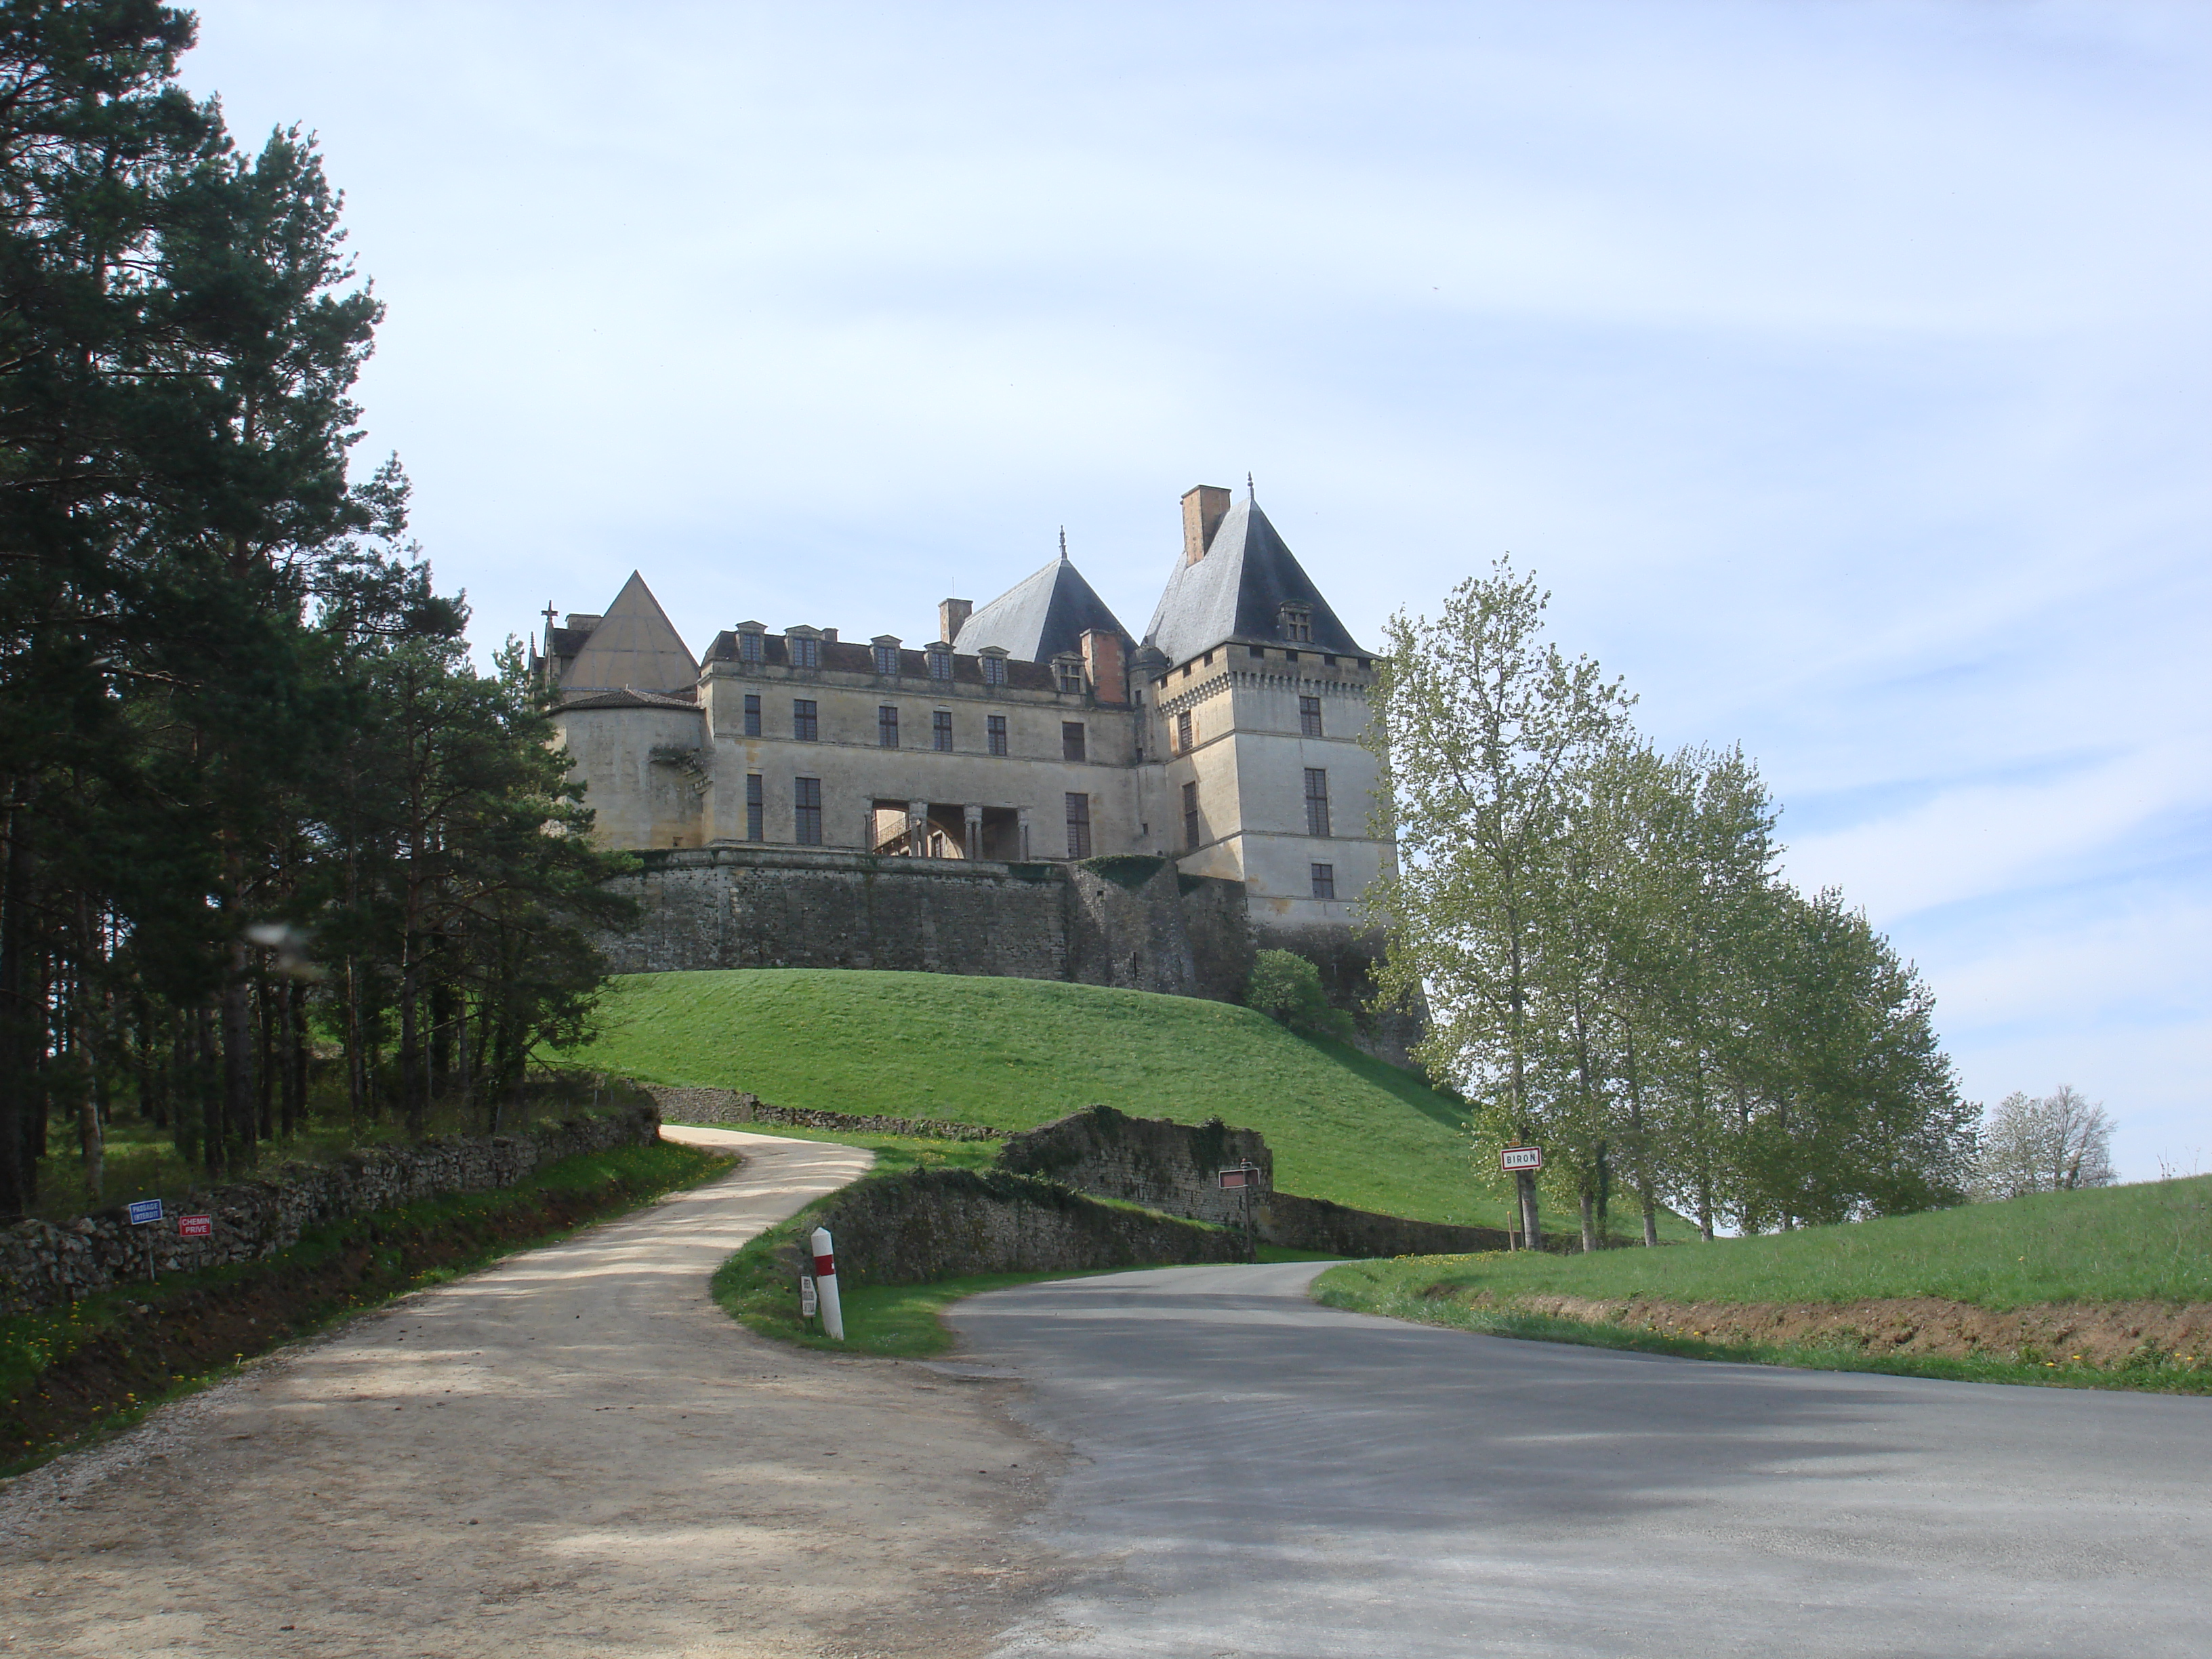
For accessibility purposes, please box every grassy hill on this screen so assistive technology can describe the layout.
[588,968,1509,1225]
[1324,1174,2212,1310]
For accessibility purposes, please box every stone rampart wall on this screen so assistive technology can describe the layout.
[0,1105,661,1315]
[598,846,1256,1004]
[809,1166,1247,1287]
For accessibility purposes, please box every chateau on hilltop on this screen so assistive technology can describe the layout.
[537,485,1404,1043]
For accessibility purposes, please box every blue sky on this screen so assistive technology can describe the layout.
[184,1,2209,1179]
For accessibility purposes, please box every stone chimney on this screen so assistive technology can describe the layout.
[1080,629,1127,703]
[1181,485,1231,567]
[939,596,973,644]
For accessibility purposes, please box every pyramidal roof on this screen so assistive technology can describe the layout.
[1142,497,1361,665]
[560,571,699,693]
[953,548,1132,663]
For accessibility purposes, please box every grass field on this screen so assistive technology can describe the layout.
[1319,1174,2212,1311]
[593,968,1518,1225]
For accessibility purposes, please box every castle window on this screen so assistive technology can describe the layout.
[874,644,899,676]
[1183,781,1201,851]
[981,651,1008,686]
[1284,650,1298,663]
[1311,863,1336,900]
[1054,658,1084,695]
[928,646,953,680]
[933,710,954,751]
[790,636,820,670]
[743,693,762,737]
[1322,654,1336,667]
[1300,695,1323,737]
[1065,793,1092,859]
[793,699,819,742]
[1279,604,1312,643]
[738,630,764,664]
[1062,722,1086,762]
[1304,768,1331,838]
[987,714,1008,756]
[745,775,764,842]
[1248,644,1265,659]
[878,705,899,747]
[794,777,823,844]
[930,830,946,859]
[1203,651,1213,666]
[1176,710,1193,753]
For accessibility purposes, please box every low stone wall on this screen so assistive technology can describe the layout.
[0,1105,661,1315]
[644,1084,1002,1142]
[998,1105,1268,1228]
[809,1166,1247,1288]
[1254,1191,1513,1257]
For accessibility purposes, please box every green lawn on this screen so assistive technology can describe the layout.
[1317,1174,2212,1312]
[594,968,1509,1225]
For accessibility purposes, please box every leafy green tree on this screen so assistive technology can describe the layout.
[1246,949,1354,1043]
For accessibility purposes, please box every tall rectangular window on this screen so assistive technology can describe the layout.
[743,693,762,737]
[1065,793,1092,859]
[873,644,899,675]
[981,653,1007,686]
[878,705,899,747]
[1062,721,1086,762]
[933,710,954,751]
[790,636,819,669]
[1310,863,1336,900]
[1183,780,1201,850]
[1300,695,1324,737]
[1176,710,1193,752]
[793,699,818,741]
[738,630,764,664]
[987,714,1008,756]
[1305,768,1330,838]
[794,777,823,844]
[928,647,953,680]
[745,774,764,842]
[1055,659,1084,694]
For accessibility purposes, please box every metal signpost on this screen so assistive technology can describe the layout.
[1217,1161,1262,1261]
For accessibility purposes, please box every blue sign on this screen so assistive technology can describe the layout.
[127,1198,164,1226]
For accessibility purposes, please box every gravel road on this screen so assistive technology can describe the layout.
[1,1127,1064,1659]
[952,1259,2212,1658]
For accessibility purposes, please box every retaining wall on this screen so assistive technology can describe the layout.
[0,1105,661,1315]
[998,1104,1268,1229]
[644,1084,1002,1142]
[808,1166,1248,1287]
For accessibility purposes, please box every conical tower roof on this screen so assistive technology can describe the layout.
[560,571,698,692]
[953,546,1132,663]
[1142,497,1361,665]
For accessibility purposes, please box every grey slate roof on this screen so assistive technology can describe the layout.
[952,552,1132,664]
[558,571,699,692]
[1141,498,1362,665]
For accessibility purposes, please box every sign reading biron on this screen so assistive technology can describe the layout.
[1500,1145,1543,1174]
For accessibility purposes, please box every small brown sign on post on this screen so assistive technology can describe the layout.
[1217,1165,1258,1190]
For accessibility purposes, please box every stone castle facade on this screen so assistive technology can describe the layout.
[537,485,1399,1027]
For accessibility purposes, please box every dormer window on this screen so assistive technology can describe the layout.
[787,628,821,670]
[1053,655,1085,695]
[1279,604,1312,643]
[736,623,766,665]
[979,647,1009,687]
[872,636,901,676]
[927,643,954,681]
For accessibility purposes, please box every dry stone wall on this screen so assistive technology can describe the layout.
[0,1105,660,1315]
[810,1166,1247,1287]
[644,1084,1001,1142]
[998,1105,1268,1229]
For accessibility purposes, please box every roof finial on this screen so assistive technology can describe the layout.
[1247,471,1255,500]
[1059,526,1068,559]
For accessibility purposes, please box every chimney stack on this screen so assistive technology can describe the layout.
[939,596,973,644]
[1181,485,1231,567]
[1080,628,1127,704]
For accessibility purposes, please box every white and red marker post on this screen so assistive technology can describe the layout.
[809,1225,844,1341]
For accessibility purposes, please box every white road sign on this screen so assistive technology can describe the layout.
[1500,1146,1543,1173]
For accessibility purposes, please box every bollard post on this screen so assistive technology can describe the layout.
[810,1225,844,1341]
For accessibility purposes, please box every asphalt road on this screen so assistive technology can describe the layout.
[949,1261,2211,1659]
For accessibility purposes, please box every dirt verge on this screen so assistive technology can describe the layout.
[1468,1289,2212,1370]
